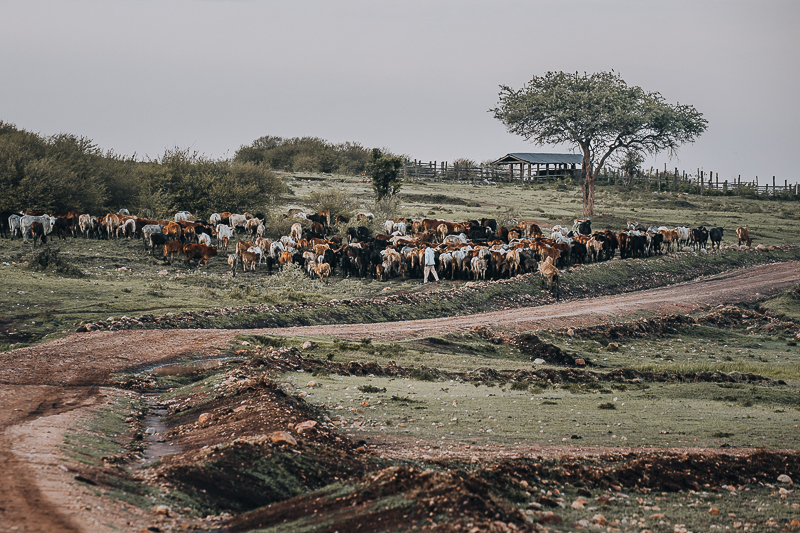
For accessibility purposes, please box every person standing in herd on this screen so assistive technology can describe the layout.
[423,245,439,283]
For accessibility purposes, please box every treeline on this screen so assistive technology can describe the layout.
[234,135,384,175]
[0,122,285,218]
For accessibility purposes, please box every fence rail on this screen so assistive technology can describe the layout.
[402,159,799,197]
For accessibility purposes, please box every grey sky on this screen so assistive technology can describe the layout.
[2,1,798,184]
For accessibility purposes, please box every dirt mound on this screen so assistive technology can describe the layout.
[137,361,369,514]
[470,326,581,366]
[570,304,799,340]
[234,343,774,387]
[485,449,800,492]
[228,465,532,533]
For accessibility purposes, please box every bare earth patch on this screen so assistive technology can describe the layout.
[1,261,799,531]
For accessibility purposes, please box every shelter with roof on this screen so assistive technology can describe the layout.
[492,153,583,181]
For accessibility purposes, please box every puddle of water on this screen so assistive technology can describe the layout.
[146,357,243,377]
[134,393,181,468]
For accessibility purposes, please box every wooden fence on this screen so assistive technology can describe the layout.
[403,159,799,197]
[403,159,577,183]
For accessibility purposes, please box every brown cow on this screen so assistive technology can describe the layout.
[241,250,260,271]
[236,241,253,257]
[163,240,184,263]
[279,250,293,267]
[736,226,752,247]
[183,243,218,267]
[315,262,331,283]
[162,221,182,241]
[30,221,47,248]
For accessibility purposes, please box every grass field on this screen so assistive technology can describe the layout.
[2,175,799,351]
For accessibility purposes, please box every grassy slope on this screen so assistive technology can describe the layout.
[3,175,800,350]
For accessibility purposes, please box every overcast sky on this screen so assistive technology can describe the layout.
[2,0,798,184]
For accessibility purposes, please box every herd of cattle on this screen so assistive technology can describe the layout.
[2,208,754,295]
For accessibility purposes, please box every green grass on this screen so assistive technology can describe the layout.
[279,371,800,450]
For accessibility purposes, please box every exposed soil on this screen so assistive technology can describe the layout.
[1,261,799,532]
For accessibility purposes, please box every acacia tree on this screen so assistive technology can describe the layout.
[492,71,707,216]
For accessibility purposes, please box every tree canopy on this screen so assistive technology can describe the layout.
[492,71,708,215]
[0,122,285,217]
[366,148,403,200]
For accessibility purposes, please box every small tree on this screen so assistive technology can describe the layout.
[492,71,707,216]
[366,148,403,200]
[619,149,645,188]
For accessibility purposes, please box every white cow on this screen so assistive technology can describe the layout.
[142,224,163,253]
[215,224,234,253]
[21,215,52,244]
[229,214,247,232]
[9,214,22,240]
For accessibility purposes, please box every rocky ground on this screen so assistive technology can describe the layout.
[1,261,799,532]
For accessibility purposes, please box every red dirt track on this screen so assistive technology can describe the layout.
[1,261,799,531]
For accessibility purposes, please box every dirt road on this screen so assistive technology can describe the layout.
[1,260,798,532]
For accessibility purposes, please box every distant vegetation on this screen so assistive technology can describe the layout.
[233,135,400,176]
[0,123,286,217]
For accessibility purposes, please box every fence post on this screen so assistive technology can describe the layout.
[773,176,776,195]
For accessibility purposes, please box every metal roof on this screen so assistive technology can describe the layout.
[493,153,583,165]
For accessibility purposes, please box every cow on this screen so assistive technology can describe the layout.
[241,250,260,271]
[290,223,303,242]
[245,218,262,236]
[29,221,47,248]
[690,226,709,250]
[77,214,93,238]
[709,227,724,249]
[227,254,238,276]
[470,256,487,280]
[574,219,592,235]
[216,224,234,253]
[538,256,560,298]
[315,262,332,284]
[736,226,751,247]
[197,233,212,247]
[117,218,135,239]
[236,240,253,257]
[163,240,184,263]
[21,215,52,244]
[9,214,22,240]
[142,224,163,253]
[174,211,192,222]
[183,243,218,267]
[162,221,182,242]
[675,226,691,248]
[229,214,247,232]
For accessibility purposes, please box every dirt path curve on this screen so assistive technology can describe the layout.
[256,260,800,340]
[1,260,798,532]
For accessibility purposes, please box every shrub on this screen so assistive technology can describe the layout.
[26,248,84,277]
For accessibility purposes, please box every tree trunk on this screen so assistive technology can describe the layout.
[580,149,594,217]
[583,174,595,217]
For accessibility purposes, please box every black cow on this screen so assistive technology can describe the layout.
[0,210,15,238]
[709,227,724,249]
[577,219,592,235]
[346,226,371,242]
[480,218,498,233]
[149,233,171,260]
[691,226,709,250]
[649,232,664,255]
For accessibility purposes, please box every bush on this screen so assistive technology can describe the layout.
[306,187,357,220]
[26,248,84,277]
